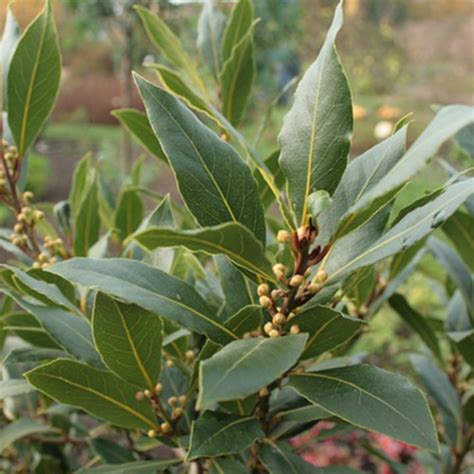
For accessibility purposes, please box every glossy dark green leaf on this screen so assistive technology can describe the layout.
[26,359,159,430]
[0,418,54,452]
[224,305,262,338]
[197,334,307,409]
[318,127,407,242]
[341,105,474,233]
[389,294,440,358]
[279,2,352,224]
[197,1,226,78]
[112,109,166,161]
[284,305,363,359]
[324,179,474,284]
[115,189,144,243]
[289,365,439,451]
[7,0,61,155]
[49,258,238,345]
[74,172,101,257]
[220,23,255,126]
[135,75,265,243]
[410,354,461,447]
[135,6,205,94]
[428,237,473,321]
[92,292,162,390]
[188,411,263,460]
[2,290,101,366]
[132,223,273,282]
[209,456,249,474]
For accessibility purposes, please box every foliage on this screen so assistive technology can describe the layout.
[0,1,473,473]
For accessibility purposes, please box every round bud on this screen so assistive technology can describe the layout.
[49,257,57,265]
[308,283,320,294]
[290,325,300,334]
[185,350,195,362]
[23,191,34,203]
[147,429,157,438]
[296,226,307,241]
[166,359,174,368]
[269,329,280,338]
[135,391,145,401]
[32,262,41,269]
[21,207,32,217]
[358,305,369,317]
[277,230,291,244]
[13,223,23,233]
[144,389,153,399]
[315,269,328,283]
[259,295,272,308]
[33,210,44,221]
[295,366,305,374]
[38,252,49,263]
[259,387,269,397]
[155,383,163,395]
[220,132,229,142]
[168,396,178,406]
[243,331,252,339]
[160,422,172,433]
[273,313,286,326]
[272,263,286,280]
[257,283,269,296]
[172,407,184,419]
[178,395,187,405]
[263,322,274,335]
[289,274,304,287]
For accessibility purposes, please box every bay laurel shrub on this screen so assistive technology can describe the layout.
[0,0,473,472]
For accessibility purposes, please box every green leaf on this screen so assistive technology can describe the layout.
[197,1,226,79]
[112,109,166,162]
[389,294,441,358]
[1,6,21,111]
[69,153,91,218]
[115,189,144,243]
[197,334,307,409]
[428,237,473,321]
[93,292,162,391]
[78,459,180,474]
[288,364,439,451]
[2,289,101,366]
[319,127,407,242]
[284,305,363,359]
[258,440,323,474]
[7,0,61,155]
[48,258,238,345]
[26,359,159,430]
[0,418,54,452]
[90,438,135,464]
[220,23,255,126]
[3,265,78,313]
[188,411,263,460]
[255,150,285,209]
[135,6,205,95]
[341,105,474,233]
[74,171,101,257]
[279,2,352,224]
[134,74,266,244]
[216,255,256,317]
[410,354,461,447]
[209,457,249,474]
[224,305,262,338]
[132,223,274,282]
[221,0,254,63]
[442,210,474,271]
[0,379,34,399]
[323,179,474,284]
